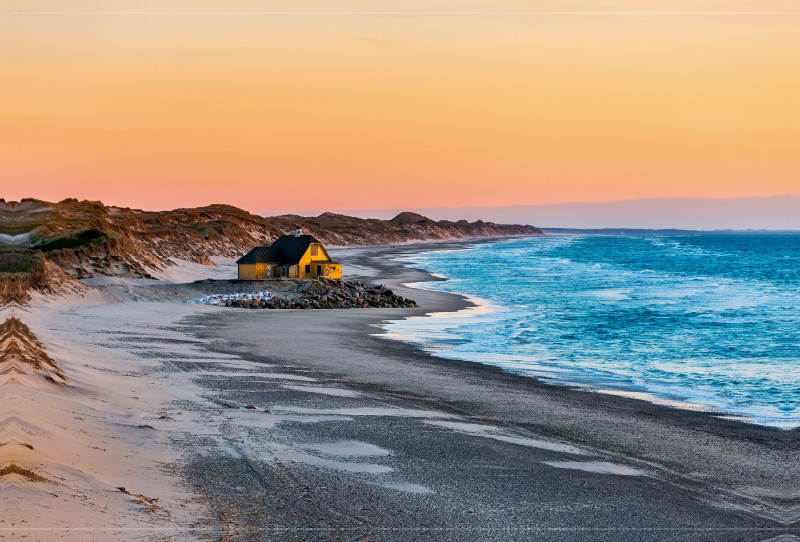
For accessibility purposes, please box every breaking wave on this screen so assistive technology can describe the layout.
[384,234,800,428]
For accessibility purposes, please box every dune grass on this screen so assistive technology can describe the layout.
[0,248,43,274]
[34,229,108,254]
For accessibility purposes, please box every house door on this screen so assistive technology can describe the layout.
[256,264,267,279]
[316,265,322,276]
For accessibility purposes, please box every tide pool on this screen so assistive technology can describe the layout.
[382,234,800,428]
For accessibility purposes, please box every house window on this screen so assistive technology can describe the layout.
[310,245,319,256]
[305,265,311,274]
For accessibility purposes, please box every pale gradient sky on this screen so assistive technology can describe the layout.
[1,1,798,213]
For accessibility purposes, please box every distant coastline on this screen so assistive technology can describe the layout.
[326,195,800,231]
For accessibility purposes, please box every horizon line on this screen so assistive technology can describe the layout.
[3,11,799,16]
[291,193,800,213]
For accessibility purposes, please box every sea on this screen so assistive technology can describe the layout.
[383,234,800,428]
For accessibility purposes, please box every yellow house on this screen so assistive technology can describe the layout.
[236,230,342,280]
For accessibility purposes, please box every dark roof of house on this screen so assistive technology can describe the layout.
[235,246,285,264]
[236,234,330,265]
[270,234,321,264]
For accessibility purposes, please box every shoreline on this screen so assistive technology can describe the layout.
[184,240,798,511]
[376,241,784,429]
[376,236,800,429]
[335,241,798,435]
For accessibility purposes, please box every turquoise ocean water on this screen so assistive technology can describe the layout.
[384,234,800,428]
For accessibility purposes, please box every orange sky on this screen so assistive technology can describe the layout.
[1,1,798,214]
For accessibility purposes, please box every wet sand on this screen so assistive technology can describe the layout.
[4,238,799,541]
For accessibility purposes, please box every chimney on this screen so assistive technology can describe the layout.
[294,224,301,237]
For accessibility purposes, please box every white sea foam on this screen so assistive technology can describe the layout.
[385,235,800,428]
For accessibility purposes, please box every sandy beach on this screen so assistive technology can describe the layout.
[3,238,798,541]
